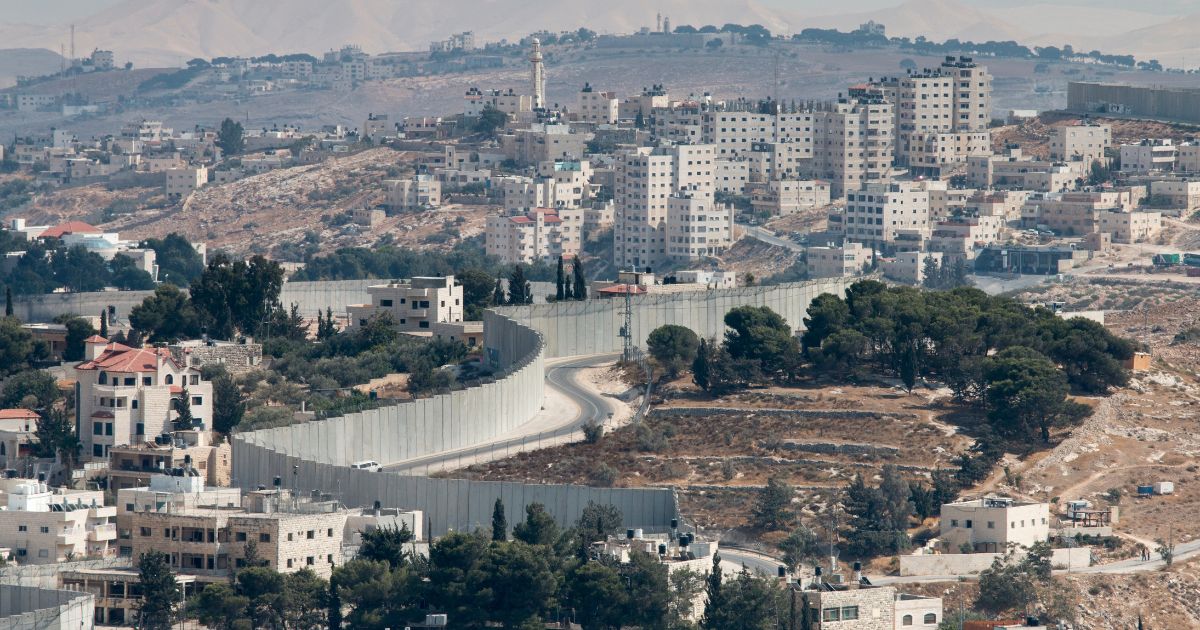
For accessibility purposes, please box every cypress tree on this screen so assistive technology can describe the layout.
[555,256,565,301]
[699,553,726,629]
[493,278,505,306]
[692,338,711,392]
[492,498,508,541]
[99,310,108,338]
[4,287,11,317]
[572,258,587,300]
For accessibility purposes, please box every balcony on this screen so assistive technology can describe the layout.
[89,524,118,541]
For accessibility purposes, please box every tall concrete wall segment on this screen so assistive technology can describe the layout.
[232,279,849,536]
[11,279,377,323]
[0,584,94,630]
[495,278,850,359]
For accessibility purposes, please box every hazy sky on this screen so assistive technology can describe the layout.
[6,0,1195,25]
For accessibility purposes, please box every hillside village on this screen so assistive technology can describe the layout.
[4,4,1200,629]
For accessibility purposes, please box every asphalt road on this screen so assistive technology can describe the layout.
[383,353,621,474]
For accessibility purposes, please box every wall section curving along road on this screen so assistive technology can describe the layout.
[231,279,849,537]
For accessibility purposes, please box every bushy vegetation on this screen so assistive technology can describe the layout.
[1,242,155,295]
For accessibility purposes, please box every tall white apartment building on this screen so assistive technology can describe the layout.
[1119,139,1175,174]
[810,90,895,199]
[385,174,441,210]
[1049,123,1111,164]
[577,85,620,124]
[884,56,992,175]
[76,338,213,462]
[0,478,116,564]
[346,277,464,332]
[614,144,721,270]
[701,107,815,159]
[842,181,932,249]
[486,208,583,264]
[666,187,734,262]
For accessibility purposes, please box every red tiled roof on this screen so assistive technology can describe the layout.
[84,335,108,343]
[77,344,177,373]
[40,221,101,239]
[0,409,39,420]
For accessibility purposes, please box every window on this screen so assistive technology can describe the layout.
[93,445,104,457]
[93,422,103,435]
[306,556,314,565]
[307,530,315,539]
[236,532,247,542]
[17,525,26,532]
[327,528,334,537]
[419,321,430,329]
[192,396,202,406]
[125,503,134,512]
[328,554,334,563]
[132,400,139,410]
[190,375,199,386]
[965,519,973,528]
[841,606,859,620]
[165,375,173,385]
[902,614,914,626]
[124,377,135,386]
[143,377,152,386]
[286,559,293,568]
[380,299,393,307]
[950,519,958,527]
[259,533,271,543]
[987,521,994,529]
[99,372,108,385]
[924,613,937,624]
[287,533,293,541]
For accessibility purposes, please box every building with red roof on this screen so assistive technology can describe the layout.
[75,337,213,461]
[485,207,583,264]
[0,408,40,466]
[38,221,101,239]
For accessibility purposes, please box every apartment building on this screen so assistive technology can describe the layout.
[0,409,39,468]
[749,179,831,216]
[346,276,464,332]
[967,150,1080,193]
[807,241,872,279]
[75,338,214,462]
[62,568,197,627]
[1099,209,1162,243]
[929,215,1007,262]
[1150,179,1200,212]
[1120,139,1176,174]
[576,85,620,124]
[939,496,1049,553]
[464,87,532,118]
[747,141,811,181]
[126,490,353,579]
[613,144,717,270]
[485,208,583,264]
[809,92,895,199]
[164,165,208,197]
[715,158,751,194]
[842,181,931,249]
[1026,189,1153,240]
[666,187,735,262]
[701,107,815,158]
[1175,142,1200,173]
[884,56,992,175]
[502,159,597,211]
[361,113,395,142]
[0,478,116,564]
[385,174,441,210]
[789,578,943,630]
[107,429,231,491]
[500,124,590,166]
[618,87,670,120]
[1049,123,1112,164]
[882,250,941,285]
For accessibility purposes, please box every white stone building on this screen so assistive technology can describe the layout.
[346,277,464,332]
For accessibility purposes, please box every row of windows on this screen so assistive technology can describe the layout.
[901,613,939,625]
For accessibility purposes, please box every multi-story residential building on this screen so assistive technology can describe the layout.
[883,57,992,176]
[619,87,670,120]
[882,250,942,285]
[76,338,214,462]
[0,478,116,564]
[346,276,464,332]
[807,241,872,279]
[0,408,39,468]
[967,149,1081,192]
[790,579,943,630]
[535,160,594,209]
[1174,142,1200,173]
[464,87,532,118]
[842,181,931,249]
[715,158,751,194]
[1150,179,1200,213]
[1049,122,1111,165]
[1120,139,1176,174]
[362,113,396,142]
[666,186,734,262]
[939,496,1049,553]
[486,208,583,264]
[576,85,620,124]
[62,567,198,627]
[1099,209,1162,243]
[500,124,590,166]
[701,106,815,159]
[107,429,232,491]
[613,144,717,270]
[385,174,441,210]
[164,165,208,197]
[1025,189,1153,239]
[126,489,354,579]
[90,49,115,70]
[810,91,895,199]
[749,179,831,216]
[929,215,1007,262]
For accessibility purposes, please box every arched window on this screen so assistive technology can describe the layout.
[165,374,173,385]
[924,613,937,624]
[98,372,108,385]
[902,615,913,626]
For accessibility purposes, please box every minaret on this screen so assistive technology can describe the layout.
[529,38,546,109]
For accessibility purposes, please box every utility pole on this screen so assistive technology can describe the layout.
[619,279,633,362]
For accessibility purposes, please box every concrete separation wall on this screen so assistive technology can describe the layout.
[0,584,94,630]
[232,279,849,536]
[12,279,378,323]
[0,558,129,589]
[495,278,849,359]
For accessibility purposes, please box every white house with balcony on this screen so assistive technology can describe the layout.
[0,478,116,564]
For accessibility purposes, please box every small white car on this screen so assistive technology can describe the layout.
[350,460,381,472]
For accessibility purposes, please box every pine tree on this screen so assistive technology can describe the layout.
[4,287,11,317]
[136,550,180,630]
[507,265,531,305]
[921,256,941,289]
[317,307,339,340]
[99,310,108,338]
[492,498,508,542]
[555,257,565,301]
[174,389,196,431]
[692,338,711,392]
[572,258,587,300]
[699,553,726,629]
[493,278,506,306]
